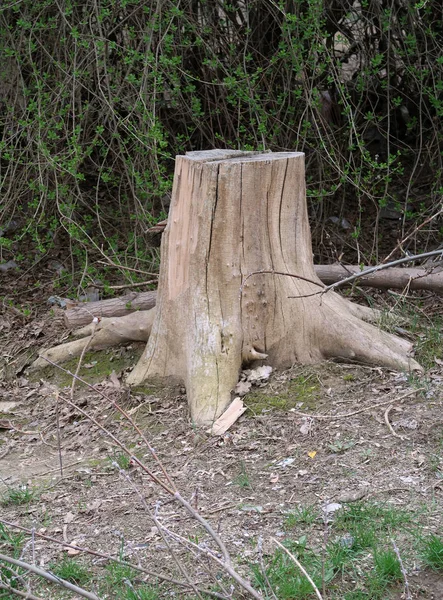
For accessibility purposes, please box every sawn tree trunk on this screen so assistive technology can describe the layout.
[127,150,420,425]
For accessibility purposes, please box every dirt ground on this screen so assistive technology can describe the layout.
[1,271,443,599]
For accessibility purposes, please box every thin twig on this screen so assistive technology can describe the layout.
[257,537,278,600]
[40,356,176,493]
[384,405,409,440]
[382,208,443,264]
[96,259,158,277]
[242,250,443,302]
[91,279,158,290]
[174,491,232,567]
[241,269,324,297]
[391,538,412,600]
[0,581,43,600]
[294,249,443,297]
[272,538,323,600]
[71,317,98,400]
[116,466,205,600]
[289,388,424,420]
[0,553,100,600]
[0,519,227,598]
[55,390,63,477]
[149,520,264,600]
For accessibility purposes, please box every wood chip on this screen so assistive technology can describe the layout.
[206,397,247,436]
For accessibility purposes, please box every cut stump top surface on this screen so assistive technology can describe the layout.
[185,149,304,163]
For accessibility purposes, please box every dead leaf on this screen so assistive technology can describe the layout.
[308,451,317,459]
[66,543,81,556]
[234,380,252,396]
[247,365,272,383]
[63,512,76,524]
[299,419,312,436]
[108,371,121,388]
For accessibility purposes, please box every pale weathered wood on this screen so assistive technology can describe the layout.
[127,150,420,425]
[63,291,156,328]
[314,264,443,292]
[64,266,443,328]
[32,309,156,370]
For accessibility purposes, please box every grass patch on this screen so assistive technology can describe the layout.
[49,556,91,586]
[253,538,330,600]
[257,500,423,599]
[422,534,443,570]
[233,462,253,489]
[1,485,37,507]
[109,450,132,471]
[0,523,26,596]
[327,438,356,454]
[333,501,413,533]
[285,505,318,527]
[103,562,159,599]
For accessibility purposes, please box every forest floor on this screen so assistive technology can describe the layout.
[1,269,443,600]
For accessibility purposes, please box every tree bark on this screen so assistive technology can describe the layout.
[126,150,421,425]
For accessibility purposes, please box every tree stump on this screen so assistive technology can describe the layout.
[127,150,420,425]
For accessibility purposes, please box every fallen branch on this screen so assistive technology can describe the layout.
[0,520,228,599]
[315,264,443,292]
[64,290,157,327]
[63,261,443,328]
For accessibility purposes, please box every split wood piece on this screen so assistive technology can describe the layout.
[31,310,155,370]
[315,264,443,292]
[63,291,156,328]
[126,149,421,425]
[207,397,247,436]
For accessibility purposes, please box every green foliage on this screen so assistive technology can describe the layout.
[422,534,443,570]
[253,538,330,600]
[1,485,37,506]
[233,461,253,489]
[0,524,25,596]
[1,0,442,279]
[49,556,91,586]
[110,450,132,471]
[285,505,318,527]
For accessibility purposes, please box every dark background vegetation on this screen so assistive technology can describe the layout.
[1,0,442,291]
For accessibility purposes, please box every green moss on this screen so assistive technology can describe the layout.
[245,374,320,414]
[29,346,144,388]
[130,384,162,396]
[342,374,355,382]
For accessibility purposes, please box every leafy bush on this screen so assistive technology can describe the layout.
[1,0,442,281]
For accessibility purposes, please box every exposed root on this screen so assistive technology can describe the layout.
[31,309,155,370]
